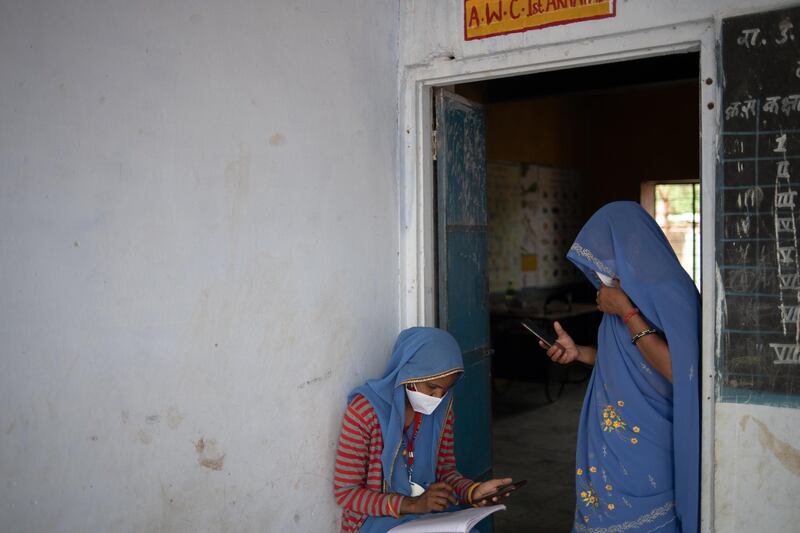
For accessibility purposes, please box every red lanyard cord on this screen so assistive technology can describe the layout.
[405,412,423,471]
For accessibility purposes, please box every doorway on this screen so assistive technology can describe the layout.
[434,53,701,532]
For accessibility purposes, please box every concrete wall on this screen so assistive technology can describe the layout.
[401,1,800,531]
[0,1,399,531]
[714,403,800,533]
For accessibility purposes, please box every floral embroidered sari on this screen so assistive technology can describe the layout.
[567,202,700,533]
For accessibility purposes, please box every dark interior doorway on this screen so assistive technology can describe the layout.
[440,52,700,532]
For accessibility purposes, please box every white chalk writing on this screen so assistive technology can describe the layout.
[742,99,758,119]
[764,96,781,114]
[782,95,800,116]
[776,19,795,45]
[777,160,792,179]
[736,21,796,49]
[726,102,741,120]
[770,343,800,364]
[779,274,800,289]
[737,28,763,48]
[778,246,796,263]
[739,187,764,208]
[736,217,751,237]
[775,133,788,153]
[776,190,798,207]
[780,304,800,323]
[727,95,800,117]
[778,217,796,233]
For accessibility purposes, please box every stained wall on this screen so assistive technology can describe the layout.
[0,1,399,531]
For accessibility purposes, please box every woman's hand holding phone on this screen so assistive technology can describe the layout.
[542,321,580,364]
[471,477,514,507]
[472,478,527,506]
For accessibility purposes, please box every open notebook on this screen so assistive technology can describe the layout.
[387,505,505,533]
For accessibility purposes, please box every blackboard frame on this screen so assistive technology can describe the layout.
[717,5,800,407]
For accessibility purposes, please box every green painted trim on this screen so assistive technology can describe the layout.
[718,386,800,408]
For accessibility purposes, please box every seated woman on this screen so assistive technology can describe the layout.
[333,327,511,532]
[542,202,700,533]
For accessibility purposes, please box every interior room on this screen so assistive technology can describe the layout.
[453,52,701,532]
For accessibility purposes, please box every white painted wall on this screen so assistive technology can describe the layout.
[400,0,800,66]
[399,1,800,532]
[0,1,399,531]
[714,403,800,533]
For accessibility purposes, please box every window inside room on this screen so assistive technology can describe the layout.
[643,181,701,288]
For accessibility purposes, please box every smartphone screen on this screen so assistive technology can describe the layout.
[521,319,556,348]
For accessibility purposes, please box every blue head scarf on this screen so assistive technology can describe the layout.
[348,327,464,495]
[568,202,700,533]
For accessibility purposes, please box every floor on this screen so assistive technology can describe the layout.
[491,367,591,532]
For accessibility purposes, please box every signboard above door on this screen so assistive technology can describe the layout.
[464,0,616,41]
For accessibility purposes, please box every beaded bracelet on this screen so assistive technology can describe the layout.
[631,328,657,345]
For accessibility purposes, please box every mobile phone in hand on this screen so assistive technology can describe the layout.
[521,319,557,348]
[472,479,527,505]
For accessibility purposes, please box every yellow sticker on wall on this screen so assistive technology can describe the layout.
[521,254,538,272]
[464,0,616,41]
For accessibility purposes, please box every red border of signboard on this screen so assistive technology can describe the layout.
[464,0,617,41]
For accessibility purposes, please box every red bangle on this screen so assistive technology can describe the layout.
[623,308,640,324]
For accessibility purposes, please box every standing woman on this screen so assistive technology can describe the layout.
[543,202,700,533]
[333,327,511,532]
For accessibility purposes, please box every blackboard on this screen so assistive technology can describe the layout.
[718,6,800,402]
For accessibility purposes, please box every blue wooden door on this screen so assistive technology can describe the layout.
[435,89,492,485]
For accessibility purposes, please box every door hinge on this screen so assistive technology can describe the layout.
[432,128,438,161]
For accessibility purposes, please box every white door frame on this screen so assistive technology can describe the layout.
[398,18,718,532]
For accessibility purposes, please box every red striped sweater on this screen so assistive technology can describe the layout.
[333,394,477,532]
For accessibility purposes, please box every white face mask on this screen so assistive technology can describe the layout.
[405,385,443,415]
[596,271,615,287]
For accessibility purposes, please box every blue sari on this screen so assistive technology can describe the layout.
[567,202,700,533]
[347,327,464,532]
